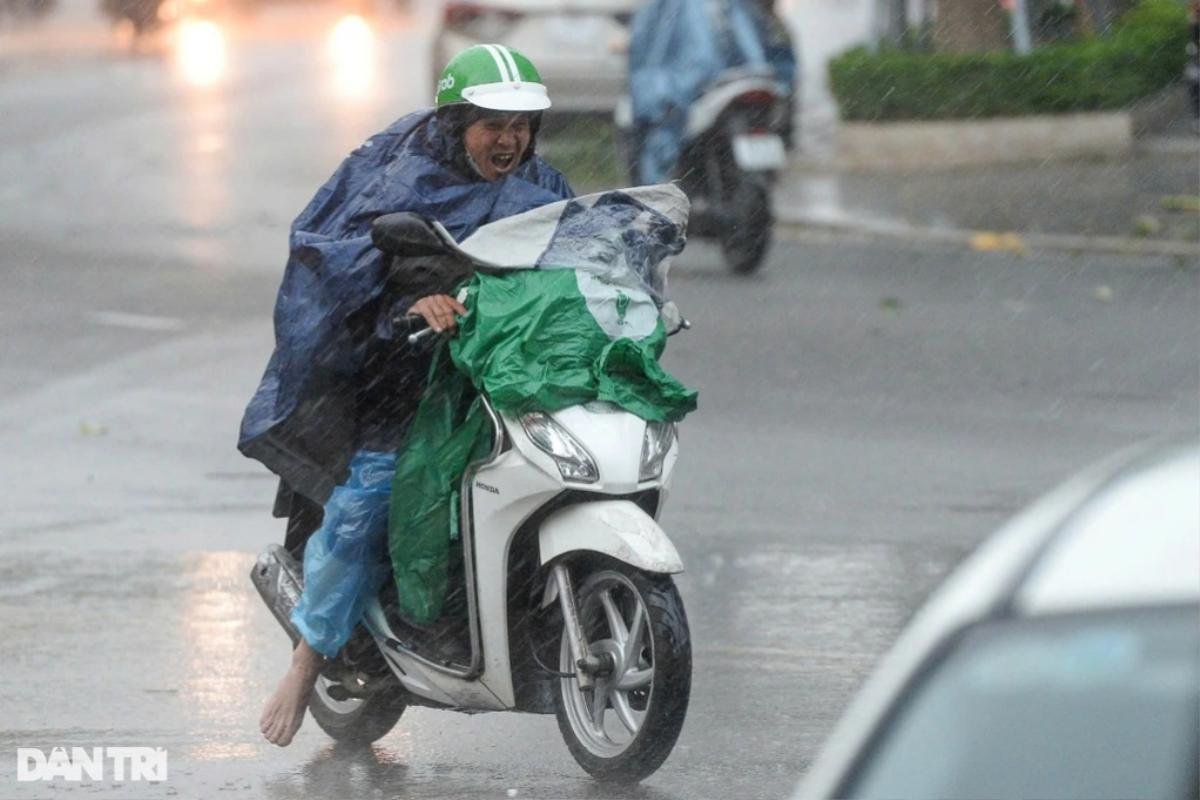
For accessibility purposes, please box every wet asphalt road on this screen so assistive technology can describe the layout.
[2,5,1199,800]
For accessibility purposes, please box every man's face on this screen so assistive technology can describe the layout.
[463,114,532,181]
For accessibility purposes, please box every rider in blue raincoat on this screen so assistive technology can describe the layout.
[247,44,572,748]
[628,0,797,184]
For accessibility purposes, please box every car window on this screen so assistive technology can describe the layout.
[841,607,1200,800]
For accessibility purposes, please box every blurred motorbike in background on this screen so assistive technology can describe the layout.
[618,0,797,275]
[616,66,788,274]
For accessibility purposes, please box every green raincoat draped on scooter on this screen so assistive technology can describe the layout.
[387,186,699,623]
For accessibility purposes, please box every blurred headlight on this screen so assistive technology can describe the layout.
[175,18,226,88]
[639,421,676,482]
[520,412,599,483]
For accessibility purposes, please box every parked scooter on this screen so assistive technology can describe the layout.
[617,65,788,274]
[252,190,693,782]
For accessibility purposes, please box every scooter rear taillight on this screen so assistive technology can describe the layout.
[732,89,778,108]
[731,89,779,134]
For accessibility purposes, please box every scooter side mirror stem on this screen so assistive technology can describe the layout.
[667,318,691,337]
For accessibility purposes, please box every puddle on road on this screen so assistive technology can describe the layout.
[180,551,255,728]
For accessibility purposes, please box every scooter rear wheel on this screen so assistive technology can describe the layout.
[555,562,691,782]
[308,677,405,746]
[721,179,773,275]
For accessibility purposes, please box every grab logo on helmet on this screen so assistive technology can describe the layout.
[435,44,552,112]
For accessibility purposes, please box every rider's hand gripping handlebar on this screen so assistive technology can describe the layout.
[394,287,469,346]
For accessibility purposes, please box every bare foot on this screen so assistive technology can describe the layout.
[260,640,324,746]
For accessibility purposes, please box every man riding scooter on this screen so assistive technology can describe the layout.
[240,44,573,748]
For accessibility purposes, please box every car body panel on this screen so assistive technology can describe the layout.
[1015,447,1200,614]
[433,1,638,113]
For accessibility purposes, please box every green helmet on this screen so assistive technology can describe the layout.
[436,44,551,112]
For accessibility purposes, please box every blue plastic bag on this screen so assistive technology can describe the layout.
[291,450,397,658]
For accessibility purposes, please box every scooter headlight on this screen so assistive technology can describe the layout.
[639,421,676,482]
[519,412,599,483]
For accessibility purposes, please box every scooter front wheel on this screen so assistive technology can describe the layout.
[555,562,691,782]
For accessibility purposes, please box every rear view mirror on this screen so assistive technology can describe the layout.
[371,213,456,258]
[373,212,476,299]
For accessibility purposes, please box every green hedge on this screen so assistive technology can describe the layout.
[829,0,1188,121]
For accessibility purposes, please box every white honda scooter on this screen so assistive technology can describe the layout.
[252,188,693,782]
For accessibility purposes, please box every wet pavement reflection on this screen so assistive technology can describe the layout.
[2,1,1196,797]
[0,2,434,277]
[0,535,946,798]
[2,227,1194,795]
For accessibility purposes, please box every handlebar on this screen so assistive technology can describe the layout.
[668,318,692,337]
[393,313,437,346]
[408,327,437,345]
[395,287,471,347]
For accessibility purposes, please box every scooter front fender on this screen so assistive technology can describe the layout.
[538,500,684,575]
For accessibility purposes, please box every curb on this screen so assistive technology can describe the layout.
[833,112,1134,171]
[775,211,1200,261]
[1135,136,1200,156]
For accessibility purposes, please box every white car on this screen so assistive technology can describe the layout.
[431,0,639,114]
[797,442,1200,800]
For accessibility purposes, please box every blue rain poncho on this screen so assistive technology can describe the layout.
[238,108,573,505]
[629,0,797,183]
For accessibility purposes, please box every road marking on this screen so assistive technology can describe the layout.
[88,311,186,332]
